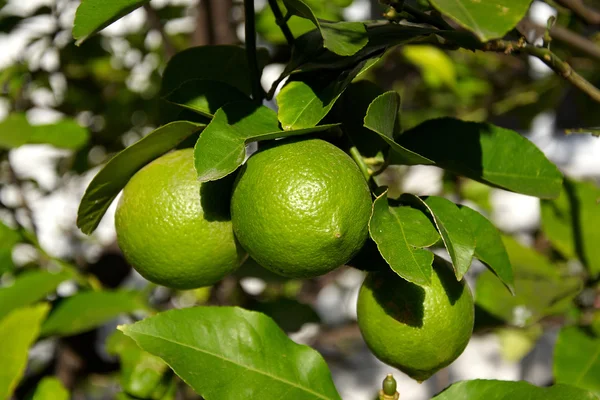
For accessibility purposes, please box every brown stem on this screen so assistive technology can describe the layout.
[143,3,176,58]
[554,0,600,24]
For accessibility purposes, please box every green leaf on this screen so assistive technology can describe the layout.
[282,0,367,56]
[250,298,320,333]
[0,114,89,150]
[161,46,267,97]
[554,326,600,393]
[164,80,250,118]
[277,56,380,130]
[120,306,342,400]
[403,195,475,280]
[541,179,600,277]
[497,325,543,362]
[460,206,514,293]
[402,45,457,89]
[363,91,433,165]
[107,330,170,399]
[429,0,533,42]
[475,238,581,326]
[432,379,598,400]
[0,304,50,399]
[77,121,203,235]
[32,377,69,400]
[0,270,72,321]
[41,291,147,337]
[369,191,440,286]
[73,0,149,45]
[395,118,563,198]
[0,221,20,274]
[194,101,338,182]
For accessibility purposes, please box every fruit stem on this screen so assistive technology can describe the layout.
[244,0,264,103]
[349,146,371,182]
[379,374,400,400]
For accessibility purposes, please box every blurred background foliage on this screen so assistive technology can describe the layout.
[1,0,600,399]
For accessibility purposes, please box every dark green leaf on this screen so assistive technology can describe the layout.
[164,80,250,118]
[554,326,600,393]
[395,118,563,198]
[0,221,20,274]
[460,206,514,292]
[32,377,69,400]
[0,304,50,399]
[77,121,203,235]
[476,237,581,326]
[194,101,337,182]
[41,291,147,337]
[250,298,320,333]
[403,195,475,280]
[429,0,533,42]
[73,0,149,45]
[120,306,342,400]
[0,114,89,150]
[107,330,169,399]
[282,0,367,56]
[0,270,72,321]
[541,179,600,277]
[277,56,380,130]
[363,91,433,164]
[432,379,598,400]
[369,191,440,286]
[161,46,267,97]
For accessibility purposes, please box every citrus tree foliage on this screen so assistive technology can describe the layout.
[1,0,600,399]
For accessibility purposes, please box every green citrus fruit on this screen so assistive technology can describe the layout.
[357,258,474,382]
[115,149,245,289]
[230,138,372,278]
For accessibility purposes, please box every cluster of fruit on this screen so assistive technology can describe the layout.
[115,137,474,381]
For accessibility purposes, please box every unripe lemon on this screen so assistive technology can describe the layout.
[357,257,474,381]
[231,138,372,278]
[115,149,245,289]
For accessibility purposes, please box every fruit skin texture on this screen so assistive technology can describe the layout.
[115,149,245,289]
[231,138,372,278]
[357,258,474,382]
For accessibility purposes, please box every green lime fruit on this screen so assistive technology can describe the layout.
[357,258,474,381]
[115,149,246,289]
[231,138,372,278]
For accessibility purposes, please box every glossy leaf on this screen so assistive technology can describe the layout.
[461,206,514,292]
[0,221,20,274]
[476,237,581,326]
[282,0,367,56]
[0,270,72,321]
[77,121,203,235]
[429,0,533,42]
[107,330,169,399]
[73,0,149,45]
[403,195,475,280]
[41,291,147,337]
[395,118,563,198]
[120,306,342,400]
[164,80,250,118]
[277,56,380,130]
[369,191,440,286]
[554,326,600,393]
[32,377,69,400]
[0,113,89,150]
[541,179,600,277]
[363,91,432,165]
[0,304,50,399]
[194,101,337,182]
[432,379,598,400]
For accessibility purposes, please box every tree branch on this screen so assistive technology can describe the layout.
[268,0,294,45]
[244,0,264,103]
[483,39,600,103]
[143,3,176,59]
[553,0,600,25]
